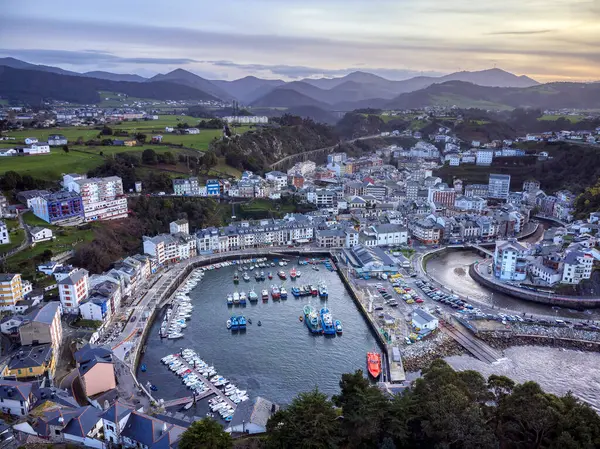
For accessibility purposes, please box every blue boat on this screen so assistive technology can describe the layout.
[150,384,158,391]
[291,287,300,297]
[238,316,247,330]
[303,305,322,334]
[318,282,328,299]
[280,286,288,299]
[140,364,147,372]
[335,320,343,334]
[320,307,336,335]
[230,316,239,331]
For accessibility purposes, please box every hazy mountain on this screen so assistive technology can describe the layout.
[0,57,80,76]
[250,88,331,109]
[83,71,147,82]
[211,76,286,103]
[0,66,219,104]
[150,68,234,101]
[436,68,538,88]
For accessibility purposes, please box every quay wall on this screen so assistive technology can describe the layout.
[469,263,600,309]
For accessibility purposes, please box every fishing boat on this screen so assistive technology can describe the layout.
[367,352,382,379]
[261,289,269,300]
[296,270,302,278]
[233,272,239,284]
[268,272,273,280]
[310,285,318,296]
[303,305,322,334]
[242,273,250,282]
[318,282,328,299]
[260,271,265,281]
[227,294,233,306]
[271,285,281,300]
[226,319,232,329]
[238,316,247,330]
[335,320,343,334]
[270,262,276,267]
[290,267,298,280]
[230,316,239,331]
[140,364,147,372]
[320,307,336,335]
[248,289,258,302]
[291,287,301,297]
[233,292,240,305]
[278,270,287,280]
[280,286,288,299]
[239,292,247,305]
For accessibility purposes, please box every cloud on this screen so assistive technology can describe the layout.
[0,48,198,66]
[204,60,445,80]
[486,29,556,35]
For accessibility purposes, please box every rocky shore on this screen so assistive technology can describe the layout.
[401,332,464,372]
[478,332,600,353]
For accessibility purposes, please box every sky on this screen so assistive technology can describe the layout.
[0,0,599,82]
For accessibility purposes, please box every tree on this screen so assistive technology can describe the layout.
[179,418,232,449]
[1,171,22,190]
[142,148,158,165]
[62,145,69,153]
[266,388,340,449]
[101,126,113,135]
[136,132,147,143]
[203,150,218,172]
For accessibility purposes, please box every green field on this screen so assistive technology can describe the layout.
[538,114,586,123]
[0,149,105,180]
[0,219,24,254]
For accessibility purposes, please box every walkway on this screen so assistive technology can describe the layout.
[440,319,502,363]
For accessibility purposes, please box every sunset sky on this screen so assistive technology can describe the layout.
[1,0,598,82]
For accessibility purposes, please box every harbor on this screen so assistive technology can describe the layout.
[136,255,382,405]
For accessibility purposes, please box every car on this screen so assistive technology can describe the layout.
[415,298,424,303]
[406,299,415,304]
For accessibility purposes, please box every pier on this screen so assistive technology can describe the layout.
[172,355,237,410]
[162,388,216,408]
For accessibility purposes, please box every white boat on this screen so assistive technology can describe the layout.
[168,332,184,339]
[226,319,232,329]
[227,294,233,305]
[233,292,240,304]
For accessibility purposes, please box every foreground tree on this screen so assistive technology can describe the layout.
[179,418,232,449]
[266,388,340,449]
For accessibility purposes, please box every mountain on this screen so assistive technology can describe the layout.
[250,88,331,109]
[83,71,146,82]
[384,80,600,110]
[0,66,219,104]
[436,68,538,88]
[149,69,233,101]
[302,71,393,90]
[0,57,80,76]
[211,76,286,103]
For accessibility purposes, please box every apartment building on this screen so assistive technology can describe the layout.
[488,174,511,200]
[30,191,84,224]
[19,302,62,348]
[306,189,338,207]
[493,240,528,281]
[58,268,90,314]
[173,177,200,196]
[0,274,23,311]
[66,176,127,222]
[143,233,196,265]
[411,218,443,244]
[562,251,594,284]
[169,219,189,235]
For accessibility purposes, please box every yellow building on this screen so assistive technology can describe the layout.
[0,273,23,311]
[2,344,56,379]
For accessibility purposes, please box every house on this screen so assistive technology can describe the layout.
[412,308,439,331]
[30,226,53,243]
[3,344,55,379]
[0,273,24,311]
[0,379,34,416]
[124,140,137,147]
[0,220,9,245]
[30,405,103,446]
[151,135,163,143]
[493,239,528,281]
[265,171,288,190]
[25,142,51,155]
[74,344,116,398]
[185,128,200,134]
[562,251,594,284]
[227,396,279,434]
[206,179,220,196]
[118,410,187,448]
[24,137,38,145]
[58,268,90,314]
[48,134,68,146]
[19,302,62,348]
[169,219,189,235]
[0,315,25,336]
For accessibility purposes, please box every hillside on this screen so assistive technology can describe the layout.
[210,76,286,103]
[385,81,600,110]
[83,71,146,82]
[0,66,219,104]
[150,69,234,101]
[250,88,331,109]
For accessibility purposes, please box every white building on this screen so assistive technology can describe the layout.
[24,137,38,145]
[562,251,594,284]
[476,150,494,166]
[488,174,511,200]
[30,226,53,243]
[185,128,200,134]
[0,379,34,416]
[454,195,487,212]
[493,240,528,281]
[173,177,200,196]
[223,116,269,124]
[48,134,68,146]
[143,234,196,265]
[65,176,127,222]
[367,224,408,246]
[306,189,337,207]
[412,308,439,331]
[265,171,288,190]
[0,220,9,245]
[58,268,90,314]
[25,143,50,155]
[169,219,189,235]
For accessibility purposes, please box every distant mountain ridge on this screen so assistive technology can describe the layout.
[149,68,235,101]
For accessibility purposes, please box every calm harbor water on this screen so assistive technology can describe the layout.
[427,250,600,409]
[137,258,380,407]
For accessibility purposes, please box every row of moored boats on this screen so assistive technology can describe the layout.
[160,270,203,339]
[302,305,342,335]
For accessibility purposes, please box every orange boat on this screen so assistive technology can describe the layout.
[367,352,381,379]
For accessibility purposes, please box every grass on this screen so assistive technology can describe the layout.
[430,94,513,111]
[211,160,242,178]
[71,318,102,329]
[0,225,24,254]
[538,114,586,123]
[0,149,105,180]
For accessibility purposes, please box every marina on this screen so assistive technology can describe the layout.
[137,256,381,405]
